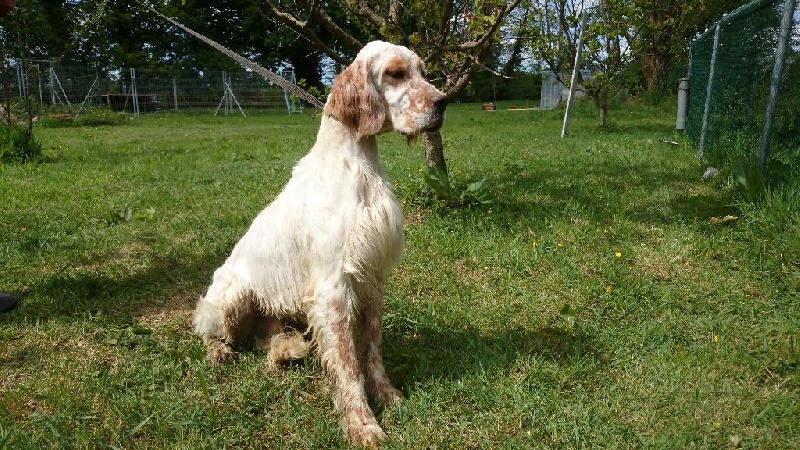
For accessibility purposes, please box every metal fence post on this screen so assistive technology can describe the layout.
[223,71,229,115]
[758,0,797,175]
[130,68,140,117]
[561,10,589,138]
[172,78,178,111]
[699,22,723,159]
[48,66,56,105]
[676,77,690,131]
[15,59,25,98]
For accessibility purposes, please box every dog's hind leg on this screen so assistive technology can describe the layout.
[193,267,258,364]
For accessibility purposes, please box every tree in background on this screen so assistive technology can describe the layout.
[263,0,523,172]
[631,0,750,93]
[1,0,332,84]
[0,0,43,162]
[582,0,636,126]
[527,0,636,127]
[526,0,752,126]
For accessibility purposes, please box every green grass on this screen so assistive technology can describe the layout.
[1,102,798,449]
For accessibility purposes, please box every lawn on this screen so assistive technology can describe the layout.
[1,101,798,449]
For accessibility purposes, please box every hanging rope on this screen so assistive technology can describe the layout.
[137,1,325,109]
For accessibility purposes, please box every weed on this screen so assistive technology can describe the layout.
[422,165,495,207]
[0,124,42,163]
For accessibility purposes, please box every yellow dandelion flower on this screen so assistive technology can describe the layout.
[557,242,564,247]
[20,227,27,232]
[713,335,720,343]
[614,252,622,258]
[605,285,613,293]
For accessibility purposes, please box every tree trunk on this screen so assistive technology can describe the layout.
[599,102,607,128]
[593,88,609,128]
[14,11,33,134]
[642,54,664,93]
[422,130,447,173]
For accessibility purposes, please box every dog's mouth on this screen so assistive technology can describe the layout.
[424,114,446,132]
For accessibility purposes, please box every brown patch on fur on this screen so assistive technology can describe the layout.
[382,57,408,84]
[406,82,441,118]
[223,290,260,346]
[326,60,386,139]
[329,301,361,382]
[357,299,404,408]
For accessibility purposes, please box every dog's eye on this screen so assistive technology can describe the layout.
[386,69,406,80]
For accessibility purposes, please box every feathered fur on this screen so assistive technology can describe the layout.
[192,41,447,447]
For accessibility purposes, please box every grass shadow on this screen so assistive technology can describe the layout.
[383,322,603,392]
[1,248,227,327]
[452,157,741,230]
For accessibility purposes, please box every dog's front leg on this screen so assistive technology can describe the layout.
[358,295,403,407]
[309,283,387,446]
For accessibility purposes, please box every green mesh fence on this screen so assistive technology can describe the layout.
[687,0,799,185]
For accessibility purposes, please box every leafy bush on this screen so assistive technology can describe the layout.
[423,165,495,207]
[0,125,42,163]
[73,108,129,127]
[36,108,129,128]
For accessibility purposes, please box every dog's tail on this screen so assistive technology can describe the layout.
[267,329,310,368]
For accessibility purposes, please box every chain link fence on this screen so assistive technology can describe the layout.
[687,0,799,186]
[1,59,304,120]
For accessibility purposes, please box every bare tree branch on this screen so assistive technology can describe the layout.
[438,0,454,46]
[456,0,523,52]
[354,1,385,30]
[388,0,402,25]
[263,0,351,65]
[501,9,528,75]
[308,4,364,54]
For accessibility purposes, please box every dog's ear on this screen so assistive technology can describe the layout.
[326,59,386,139]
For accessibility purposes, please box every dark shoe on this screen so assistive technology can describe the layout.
[0,292,18,312]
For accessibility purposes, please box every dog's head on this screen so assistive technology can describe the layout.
[325,41,448,140]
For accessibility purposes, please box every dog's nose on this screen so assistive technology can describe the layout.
[433,94,448,113]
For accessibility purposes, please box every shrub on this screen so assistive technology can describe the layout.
[0,124,43,163]
[73,108,128,127]
[36,108,129,128]
[423,166,495,207]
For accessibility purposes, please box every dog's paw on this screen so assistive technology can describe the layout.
[347,421,387,448]
[371,383,404,407]
[204,338,235,365]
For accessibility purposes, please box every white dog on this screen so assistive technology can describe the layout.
[193,41,447,446]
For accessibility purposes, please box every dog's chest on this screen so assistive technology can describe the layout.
[344,173,404,279]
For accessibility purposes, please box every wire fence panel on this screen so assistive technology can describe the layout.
[687,0,799,185]
[1,60,304,119]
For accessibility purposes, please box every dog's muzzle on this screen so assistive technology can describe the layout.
[425,93,448,131]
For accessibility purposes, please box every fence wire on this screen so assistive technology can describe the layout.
[1,60,305,118]
[687,0,799,185]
